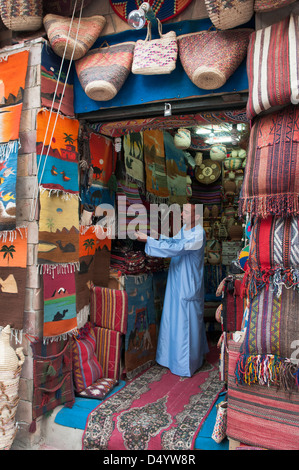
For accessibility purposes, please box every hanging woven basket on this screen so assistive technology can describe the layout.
[0,326,25,450]
[43,14,106,61]
[178,28,253,90]
[75,41,135,101]
[0,0,43,31]
[204,0,254,30]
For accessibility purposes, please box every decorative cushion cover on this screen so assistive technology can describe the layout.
[76,377,118,399]
[90,284,128,334]
[94,326,122,380]
[72,323,103,393]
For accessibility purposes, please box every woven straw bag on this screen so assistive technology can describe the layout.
[204,0,254,30]
[43,14,106,61]
[0,326,25,450]
[132,19,177,75]
[178,28,252,90]
[0,0,42,31]
[254,0,296,11]
[75,41,135,101]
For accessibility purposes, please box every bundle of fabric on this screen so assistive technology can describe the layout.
[242,215,299,300]
[239,105,299,218]
[0,50,29,233]
[145,254,169,273]
[227,340,299,450]
[235,286,299,391]
[246,14,299,120]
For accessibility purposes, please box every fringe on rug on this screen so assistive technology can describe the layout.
[38,262,80,277]
[0,140,20,162]
[235,353,299,391]
[76,305,90,329]
[40,186,81,201]
[0,326,23,344]
[43,327,78,344]
[238,194,299,218]
[0,226,27,242]
[242,267,299,300]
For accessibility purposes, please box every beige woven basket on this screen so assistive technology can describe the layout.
[0,0,42,31]
[0,326,25,450]
[43,14,106,61]
[204,0,254,30]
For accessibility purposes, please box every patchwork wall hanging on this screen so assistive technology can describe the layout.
[0,228,27,338]
[38,189,80,269]
[42,267,78,342]
[246,14,299,120]
[41,43,74,117]
[143,130,169,202]
[163,131,187,205]
[123,131,144,190]
[0,50,29,232]
[243,215,299,300]
[36,109,80,197]
[235,287,299,390]
[239,105,299,219]
[124,274,157,379]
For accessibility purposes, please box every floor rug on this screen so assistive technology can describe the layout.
[82,346,224,450]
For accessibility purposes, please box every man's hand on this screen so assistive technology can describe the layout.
[135,231,148,242]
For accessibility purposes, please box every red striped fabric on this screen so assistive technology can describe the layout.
[246,14,298,120]
[227,341,299,450]
[94,326,122,381]
[90,285,128,334]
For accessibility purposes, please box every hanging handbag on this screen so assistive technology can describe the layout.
[0,0,42,31]
[204,0,254,30]
[132,19,178,75]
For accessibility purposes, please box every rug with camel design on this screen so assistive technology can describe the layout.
[82,345,224,450]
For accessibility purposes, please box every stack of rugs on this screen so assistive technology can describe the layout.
[226,13,299,450]
[110,242,168,274]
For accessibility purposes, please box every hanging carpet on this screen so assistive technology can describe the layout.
[164,131,187,205]
[0,228,27,333]
[239,104,299,218]
[82,345,223,450]
[123,131,144,189]
[41,42,74,117]
[36,109,80,196]
[143,129,169,202]
[0,50,29,232]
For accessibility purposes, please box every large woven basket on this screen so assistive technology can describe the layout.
[75,41,135,101]
[204,0,254,30]
[0,0,42,31]
[0,326,25,450]
[178,28,252,90]
[43,14,106,61]
[254,0,296,11]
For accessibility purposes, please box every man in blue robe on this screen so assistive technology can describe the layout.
[136,204,209,377]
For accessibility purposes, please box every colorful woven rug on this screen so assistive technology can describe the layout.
[0,50,29,232]
[227,340,299,450]
[164,131,187,205]
[38,189,80,268]
[89,132,115,187]
[41,42,74,117]
[143,130,169,202]
[82,346,223,450]
[221,276,245,332]
[239,105,299,218]
[43,268,78,342]
[236,286,299,390]
[36,109,79,196]
[109,0,193,23]
[123,131,144,190]
[243,215,299,300]
[116,179,148,239]
[0,228,27,334]
[124,274,158,379]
